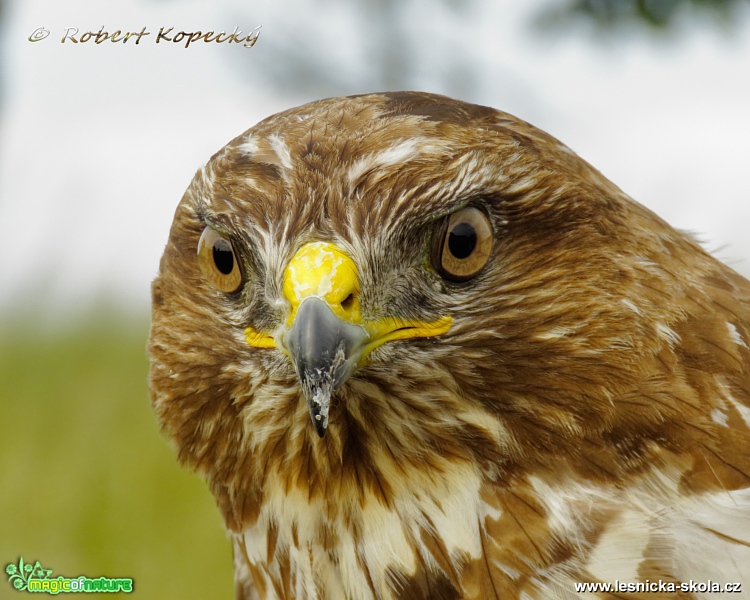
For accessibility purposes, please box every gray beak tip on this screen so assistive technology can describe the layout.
[307,385,331,438]
[284,297,368,438]
[313,419,327,438]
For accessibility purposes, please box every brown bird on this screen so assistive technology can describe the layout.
[148,92,750,599]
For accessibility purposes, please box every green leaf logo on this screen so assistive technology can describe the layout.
[5,557,52,591]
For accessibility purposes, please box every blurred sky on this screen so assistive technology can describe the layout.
[1,0,749,323]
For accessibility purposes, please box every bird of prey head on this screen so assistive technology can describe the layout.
[149,92,750,599]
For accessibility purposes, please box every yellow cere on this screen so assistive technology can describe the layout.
[282,242,361,327]
[246,240,453,357]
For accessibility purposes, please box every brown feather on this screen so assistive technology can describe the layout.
[150,92,750,599]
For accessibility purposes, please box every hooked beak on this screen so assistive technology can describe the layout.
[244,241,452,437]
[283,296,367,437]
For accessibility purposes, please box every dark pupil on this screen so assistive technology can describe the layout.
[212,240,234,275]
[448,222,476,259]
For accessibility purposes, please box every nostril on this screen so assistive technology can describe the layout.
[341,293,356,311]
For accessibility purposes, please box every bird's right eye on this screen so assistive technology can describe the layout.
[197,227,243,293]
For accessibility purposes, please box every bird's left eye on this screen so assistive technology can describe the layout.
[431,207,493,282]
[197,227,243,293]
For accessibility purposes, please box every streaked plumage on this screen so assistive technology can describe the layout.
[149,92,750,599]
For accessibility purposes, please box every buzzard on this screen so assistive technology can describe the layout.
[148,92,750,599]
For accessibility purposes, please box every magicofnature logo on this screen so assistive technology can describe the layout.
[5,557,133,594]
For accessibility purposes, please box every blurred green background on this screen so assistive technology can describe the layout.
[0,316,233,597]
